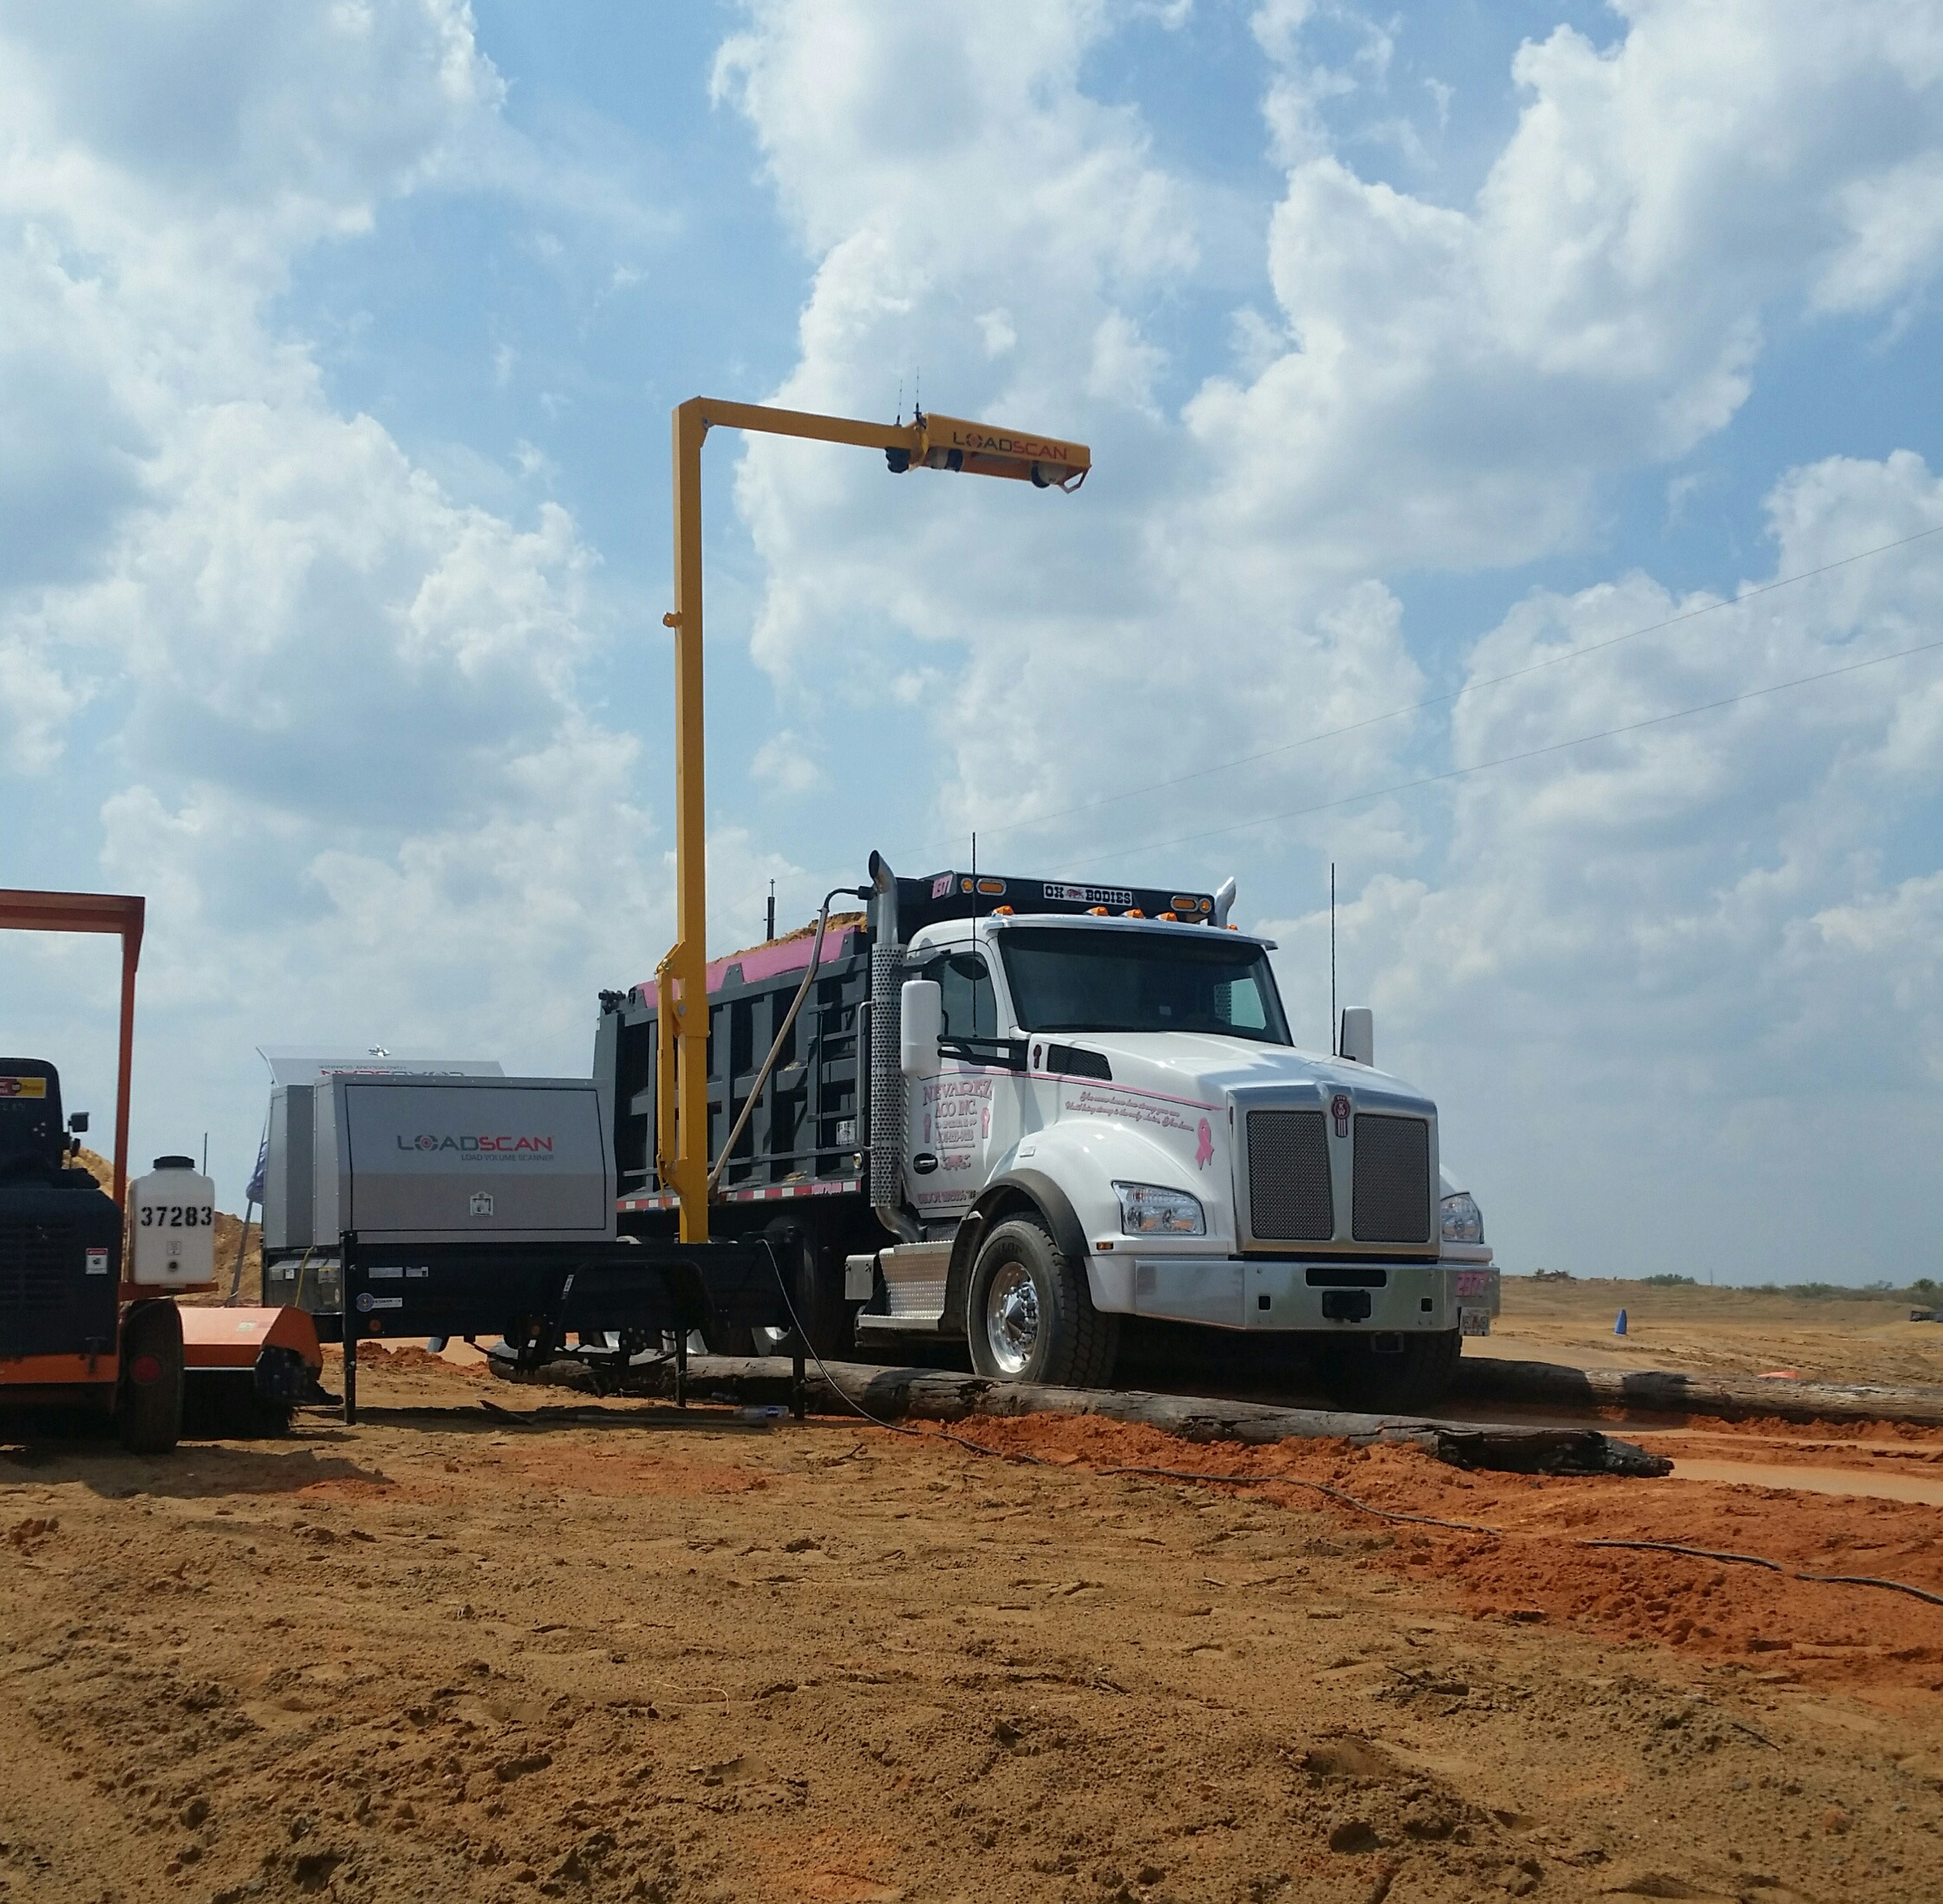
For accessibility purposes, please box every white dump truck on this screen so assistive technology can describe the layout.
[597,854,1496,1409]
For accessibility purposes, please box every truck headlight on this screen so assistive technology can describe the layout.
[1441,1190,1483,1245]
[1113,1182,1205,1236]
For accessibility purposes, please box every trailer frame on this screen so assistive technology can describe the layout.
[337,1231,808,1422]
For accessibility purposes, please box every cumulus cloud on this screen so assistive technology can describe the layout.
[1257,449,1943,1275]
[717,0,1943,1277]
[0,1,663,1175]
[1187,0,1943,576]
[6,0,1941,1280]
[714,0,1428,880]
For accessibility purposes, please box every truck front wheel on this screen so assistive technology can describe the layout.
[117,1301,185,1454]
[967,1216,1118,1388]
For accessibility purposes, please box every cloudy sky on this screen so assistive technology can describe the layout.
[3,0,1940,1283]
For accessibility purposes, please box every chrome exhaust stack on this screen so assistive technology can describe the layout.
[866,851,918,1242]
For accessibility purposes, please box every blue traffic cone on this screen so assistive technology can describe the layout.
[1614,1307,1628,1336]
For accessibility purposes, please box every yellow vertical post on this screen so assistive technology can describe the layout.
[664,400,712,1241]
[649,397,1086,1244]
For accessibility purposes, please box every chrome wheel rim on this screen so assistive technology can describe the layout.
[984,1260,1040,1376]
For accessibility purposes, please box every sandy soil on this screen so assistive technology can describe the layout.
[1481,1280,1943,1388]
[6,1346,1943,1904]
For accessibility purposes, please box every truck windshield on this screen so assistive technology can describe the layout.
[996,928,1291,1045]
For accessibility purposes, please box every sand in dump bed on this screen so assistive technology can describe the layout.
[4,1345,1943,1904]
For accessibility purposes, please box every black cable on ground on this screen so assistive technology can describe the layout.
[1580,1537,1783,1572]
[762,1245,1047,1470]
[1793,1570,1943,1608]
[675,1324,1943,1612]
[1115,1475,1943,1609]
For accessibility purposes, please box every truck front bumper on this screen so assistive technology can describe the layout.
[1087,1254,1497,1335]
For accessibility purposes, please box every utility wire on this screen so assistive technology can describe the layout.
[1047,630,1943,871]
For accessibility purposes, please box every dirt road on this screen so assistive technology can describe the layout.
[1476,1280,1943,1389]
[6,1346,1943,1904]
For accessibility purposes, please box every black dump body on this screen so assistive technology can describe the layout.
[595,918,875,1239]
[593,866,1218,1263]
[0,1059,120,1360]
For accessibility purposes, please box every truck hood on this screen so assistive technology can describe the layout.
[1046,1031,1417,1102]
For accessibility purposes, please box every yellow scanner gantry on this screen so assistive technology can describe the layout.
[657,398,1090,1239]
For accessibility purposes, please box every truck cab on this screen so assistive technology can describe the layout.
[880,908,1494,1405]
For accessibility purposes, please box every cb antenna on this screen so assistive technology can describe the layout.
[1329,861,1337,1056]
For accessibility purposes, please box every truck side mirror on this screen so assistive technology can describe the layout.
[1339,1007,1374,1066]
[900,979,943,1076]
[68,1111,89,1133]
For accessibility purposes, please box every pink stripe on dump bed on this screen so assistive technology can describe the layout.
[632,924,857,1009]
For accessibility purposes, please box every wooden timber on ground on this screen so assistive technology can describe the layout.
[611,1354,1672,1477]
[1453,1354,1943,1428]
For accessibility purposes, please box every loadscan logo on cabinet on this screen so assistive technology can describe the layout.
[397,1133,556,1157]
[0,1076,48,1098]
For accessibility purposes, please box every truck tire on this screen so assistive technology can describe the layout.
[967,1216,1118,1388]
[117,1301,184,1454]
[762,1218,853,1361]
[1315,1329,1460,1414]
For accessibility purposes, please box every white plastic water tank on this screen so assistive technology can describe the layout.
[130,1155,218,1288]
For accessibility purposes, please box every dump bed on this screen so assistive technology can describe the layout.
[595,920,872,1217]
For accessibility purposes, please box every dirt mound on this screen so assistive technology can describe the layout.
[941,1413,1943,1692]
[8,1359,1943,1903]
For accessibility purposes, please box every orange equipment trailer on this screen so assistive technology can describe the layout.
[1,889,323,1450]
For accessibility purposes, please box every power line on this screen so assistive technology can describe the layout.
[891,518,1943,862]
[1046,632,1943,871]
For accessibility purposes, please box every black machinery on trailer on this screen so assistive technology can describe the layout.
[337,1230,805,1422]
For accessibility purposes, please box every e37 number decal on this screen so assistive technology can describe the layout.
[140,1204,214,1228]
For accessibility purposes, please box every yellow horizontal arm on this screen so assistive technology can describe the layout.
[690,397,910,454]
[686,397,1091,483]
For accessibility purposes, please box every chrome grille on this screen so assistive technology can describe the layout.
[1246,1110,1333,1242]
[1352,1115,1432,1243]
[0,1221,73,1315]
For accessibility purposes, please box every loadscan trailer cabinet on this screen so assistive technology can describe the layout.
[597,854,1498,1411]
[258,1048,505,1314]
[329,1073,802,1420]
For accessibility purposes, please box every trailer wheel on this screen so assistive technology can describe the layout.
[967,1216,1118,1387]
[1314,1329,1460,1413]
[117,1301,185,1454]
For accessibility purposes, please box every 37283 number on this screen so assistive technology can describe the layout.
[139,1204,214,1228]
